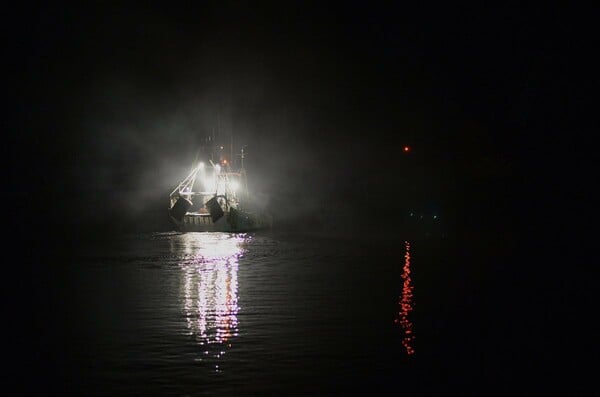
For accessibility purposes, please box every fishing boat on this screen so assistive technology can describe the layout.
[168,147,272,232]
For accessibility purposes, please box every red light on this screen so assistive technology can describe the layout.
[404,146,410,152]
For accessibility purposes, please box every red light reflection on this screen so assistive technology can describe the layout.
[395,240,415,355]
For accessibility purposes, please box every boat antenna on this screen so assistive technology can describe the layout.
[236,145,249,202]
[237,145,247,170]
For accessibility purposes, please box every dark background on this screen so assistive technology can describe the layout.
[6,2,593,235]
[4,1,595,393]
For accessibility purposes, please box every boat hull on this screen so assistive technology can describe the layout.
[169,211,272,233]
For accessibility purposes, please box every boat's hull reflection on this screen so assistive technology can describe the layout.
[175,233,247,368]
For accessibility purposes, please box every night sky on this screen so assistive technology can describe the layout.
[5,2,595,392]
[7,3,593,237]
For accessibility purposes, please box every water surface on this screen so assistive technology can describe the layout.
[17,229,526,395]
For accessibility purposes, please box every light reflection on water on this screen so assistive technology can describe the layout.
[175,233,247,369]
[62,232,435,394]
[395,240,415,355]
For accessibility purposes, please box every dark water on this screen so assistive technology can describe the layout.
[8,225,589,395]
[56,232,422,395]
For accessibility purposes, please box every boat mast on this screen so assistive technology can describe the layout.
[169,163,202,208]
[238,146,249,203]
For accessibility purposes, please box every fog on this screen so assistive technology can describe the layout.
[10,2,563,241]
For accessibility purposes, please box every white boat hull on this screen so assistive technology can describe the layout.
[170,212,272,233]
